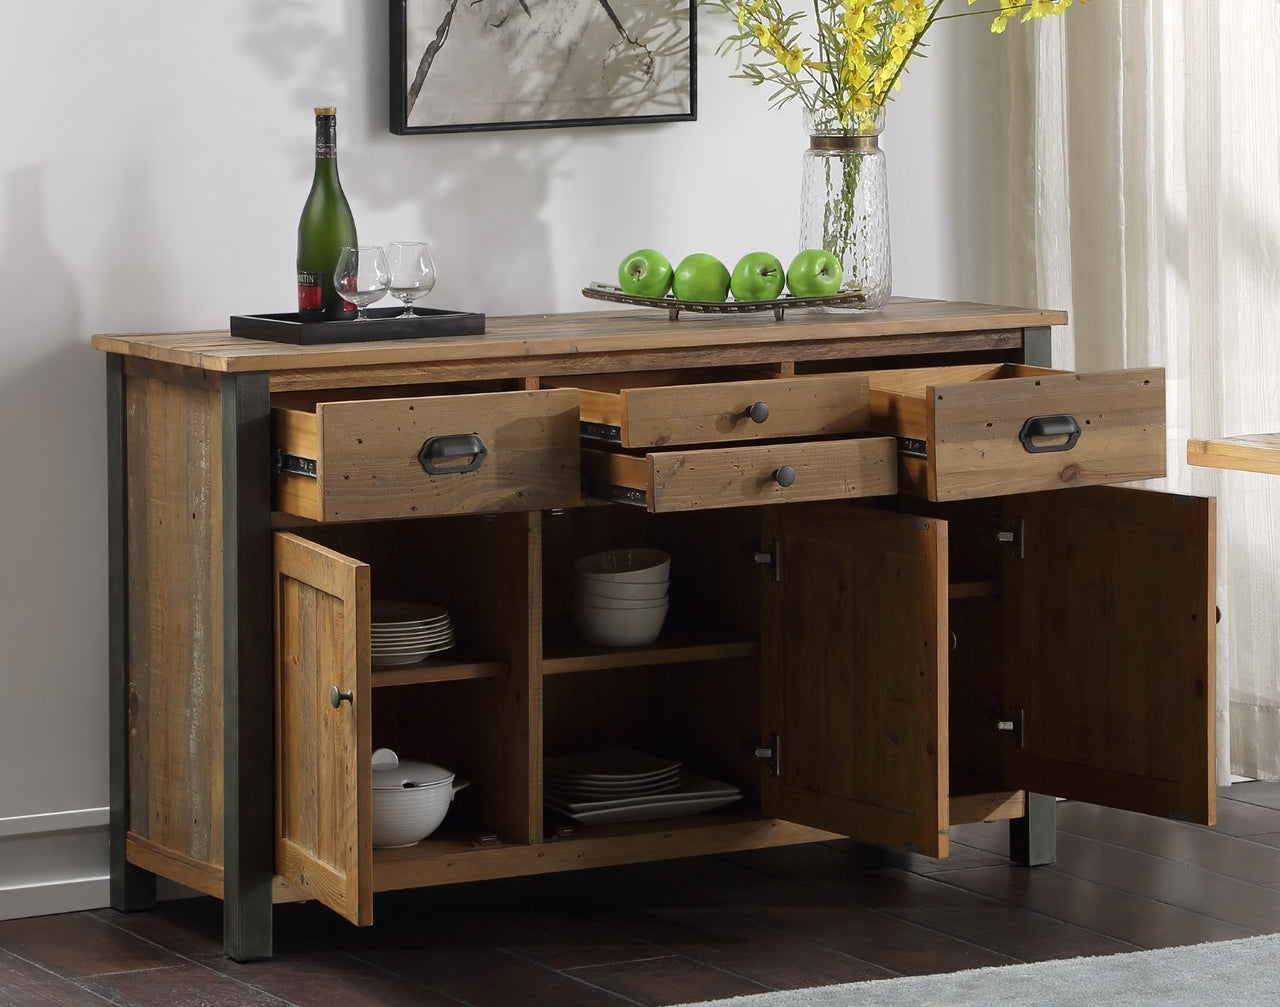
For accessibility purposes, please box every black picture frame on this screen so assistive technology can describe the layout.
[389,0,696,135]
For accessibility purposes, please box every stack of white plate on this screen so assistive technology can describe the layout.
[544,746,741,825]
[371,601,454,667]
[572,548,671,647]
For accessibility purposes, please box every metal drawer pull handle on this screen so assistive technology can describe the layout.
[744,401,770,424]
[1019,414,1081,453]
[773,465,796,488]
[419,432,488,474]
[330,686,353,709]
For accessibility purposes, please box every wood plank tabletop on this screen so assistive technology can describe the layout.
[1187,434,1280,475]
[91,299,1068,374]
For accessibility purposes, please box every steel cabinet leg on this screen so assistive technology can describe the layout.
[107,354,157,913]
[1010,792,1057,866]
[221,372,275,961]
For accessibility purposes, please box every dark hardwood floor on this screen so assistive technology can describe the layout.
[4,783,1280,1005]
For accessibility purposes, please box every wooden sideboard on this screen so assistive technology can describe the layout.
[95,299,1216,961]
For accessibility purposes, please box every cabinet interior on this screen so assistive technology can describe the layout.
[541,505,766,815]
[284,494,1029,858]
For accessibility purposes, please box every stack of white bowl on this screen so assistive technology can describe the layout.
[572,548,670,647]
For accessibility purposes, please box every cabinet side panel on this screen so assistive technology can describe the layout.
[125,368,225,880]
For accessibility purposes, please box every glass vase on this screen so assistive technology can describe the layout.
[799,106,891,310]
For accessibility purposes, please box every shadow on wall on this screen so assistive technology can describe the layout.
[242,0,564,315]
[0,166,108,811]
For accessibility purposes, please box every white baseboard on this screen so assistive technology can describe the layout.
[0,808,109,921]
[0,808,208,921]
[0,875,109,921]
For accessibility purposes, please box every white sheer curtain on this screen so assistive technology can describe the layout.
[992,1,1280,783]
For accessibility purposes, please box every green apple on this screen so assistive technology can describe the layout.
[617,249,673,298]
[672,253,731,302]
[787,249,844,297]
[730,252,786,301]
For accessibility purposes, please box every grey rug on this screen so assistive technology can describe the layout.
[673,933,1280,1006]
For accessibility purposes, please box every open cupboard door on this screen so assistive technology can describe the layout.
[274,532,374,924]
[1000,487,1216,824]
[759,504,950,856]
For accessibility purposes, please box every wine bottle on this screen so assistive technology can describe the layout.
[297,106,357,321]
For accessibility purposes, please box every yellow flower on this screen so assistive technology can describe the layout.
[751,21,776,49]
[711,0,1086,119]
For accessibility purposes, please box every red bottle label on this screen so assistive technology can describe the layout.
[297,270,324,312]
[298,283,323,311]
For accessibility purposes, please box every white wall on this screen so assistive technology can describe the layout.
[0,2,1009,917]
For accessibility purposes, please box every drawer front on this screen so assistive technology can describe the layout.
[574,373,870,448]
[869,365,1166,501]
[583,437,898,512]
[275,388,580,521]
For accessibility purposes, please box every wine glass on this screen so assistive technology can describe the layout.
[333,246,391,320]
[387,241,437,317]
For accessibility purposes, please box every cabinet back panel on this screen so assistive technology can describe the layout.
[294,516,530,663]
[298,514,539,843]
[542,662,761,805]
[543,670,655,759]
[650,659,761,802]
[376,679,531,840]
[541,507,761,638]
[948,594,1005,788]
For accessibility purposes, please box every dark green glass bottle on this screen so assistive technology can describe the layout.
[297,106,357,321]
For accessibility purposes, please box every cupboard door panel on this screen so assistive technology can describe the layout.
[1001,486,1216,824]
[274,532,373,924]
[760,505,950,856]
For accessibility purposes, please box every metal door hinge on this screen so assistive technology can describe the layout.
[996,516,1025,559]
[995,707,1026,749]
[754,733,781,777]
[753,537,780,582]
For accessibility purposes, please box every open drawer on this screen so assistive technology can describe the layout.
[544,370,870,448]
[865,363,1166,501]
[582,437,897,512]
[272,387,581,521]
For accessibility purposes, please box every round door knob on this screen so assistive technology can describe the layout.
[773,465,796,488]
[744,401,770,424]
[330,686,354,709]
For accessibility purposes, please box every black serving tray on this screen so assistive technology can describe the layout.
[230,306,486,345]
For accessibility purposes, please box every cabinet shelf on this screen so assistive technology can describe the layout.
[370,650,509,687]
[370,809,837,892]
[949,785,1025,825]
[541,627,758,675]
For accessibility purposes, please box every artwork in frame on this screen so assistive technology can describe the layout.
[389,0,696,134]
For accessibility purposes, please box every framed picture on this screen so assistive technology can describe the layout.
[389,0,696,134]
